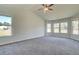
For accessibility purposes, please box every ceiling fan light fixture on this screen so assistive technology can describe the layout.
[43,7,49,13]
[44,7,49,11]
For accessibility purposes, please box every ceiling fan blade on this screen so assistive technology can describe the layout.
[49,8,53,11]
[42,4,48,7]
[42,4,44,6]
[48,4,54,7]
[42,4,46,6]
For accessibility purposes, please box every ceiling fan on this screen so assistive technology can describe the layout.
[38,4,54,13]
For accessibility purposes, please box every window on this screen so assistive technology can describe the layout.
[72,20,79,35]
[54,23,59,33]
[0,16,12,37]
[47,23,51,33]
[60,22,68,33]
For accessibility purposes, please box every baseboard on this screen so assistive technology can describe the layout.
[0,36,44,46]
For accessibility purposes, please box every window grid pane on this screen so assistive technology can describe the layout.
[47,24,51,33]
[60,22,68,33]
[72,20,79,35]
[54,23,59,33]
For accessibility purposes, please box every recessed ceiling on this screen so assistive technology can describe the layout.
[0,4,79,20]
[35,4,79,20]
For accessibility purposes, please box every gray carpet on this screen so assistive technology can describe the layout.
[0,36,79,55]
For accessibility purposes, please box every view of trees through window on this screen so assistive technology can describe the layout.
[0,16,12,37]
[46,17,79,36]
[60,22,68,33]
[72,20,79,35]
[53,23,59,33]
[47,23,51,33]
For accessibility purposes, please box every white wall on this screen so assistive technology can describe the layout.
[13,10,45,39]
[0,10,45,45]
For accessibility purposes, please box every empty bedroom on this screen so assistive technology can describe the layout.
[0,4,79,55]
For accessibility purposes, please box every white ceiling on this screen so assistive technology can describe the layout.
[35,4,79,20]
[0,4,79,20]
[0,4,35,15]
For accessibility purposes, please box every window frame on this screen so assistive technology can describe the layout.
[46,23,51,33]
[0,15,12,37]
[60,22,68,34]
[72,20,79,35]
[53,23,60,33]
